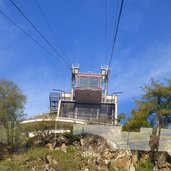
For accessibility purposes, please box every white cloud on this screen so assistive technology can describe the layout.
[109,44,171,103]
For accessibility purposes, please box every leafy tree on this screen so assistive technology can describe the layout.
[123,79,171,131]
[117,113,126,124]
[0,79,26,146]
[123,79,171,163]
[0,79,26,122]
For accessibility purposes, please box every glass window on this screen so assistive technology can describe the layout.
[77,76,101,89]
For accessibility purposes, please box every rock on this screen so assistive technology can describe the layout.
[46,155,53,164]
[25,159,31,168]
[129,163,136,171]
[46,143,53,150]
[103,148,115,159]
[131,151,138,164]
[61,143,67,153]
[56,136,67,146]
[80,138,86,147]
[96,157,110,170]
[111,150,132,170]
[141,152,150,160]
[54,147,60,151]
[157,152,171,171]
[44,164,50,171]
[52,158,58,165]
[104,159,110,165]
[41,155,58,171]
[158,152,171,165]
[73,141,81,149]
[82,151,93,157]
[31,166,36,171]
[153,164,159,171]
[83,169,89,171]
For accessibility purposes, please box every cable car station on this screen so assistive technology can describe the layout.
[50,65,118,125]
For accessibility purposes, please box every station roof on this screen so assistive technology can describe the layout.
[49,92,60,97]
[77,73,102,78]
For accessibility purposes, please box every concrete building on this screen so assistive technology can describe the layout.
[49,65,118,125]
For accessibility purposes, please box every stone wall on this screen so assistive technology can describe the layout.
[73,124,171,154]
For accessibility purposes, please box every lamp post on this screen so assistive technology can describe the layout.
[51,89,65,141]
[112,92,123,125]
[71,65,79,100]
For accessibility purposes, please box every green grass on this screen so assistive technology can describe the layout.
[109,160,154,171]
[0,160,28,171]
[24,146,50,159]
[136,159,154,171]
[0,147,155,171]
[109,167,126,171]
[0,146,94,171]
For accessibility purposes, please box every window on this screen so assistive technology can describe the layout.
[77,76,101,89]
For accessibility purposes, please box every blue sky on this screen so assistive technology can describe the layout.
[0,0,171,118]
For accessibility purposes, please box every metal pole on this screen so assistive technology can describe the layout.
[127,129,130,149]
[54,122,57,141]
[114,95,118,125]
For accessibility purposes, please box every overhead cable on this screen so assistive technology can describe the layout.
[34,0,71,64]
[104,0,107,63]
[0,9,70,70]
[9,0,71,68]
[108,0,124,67]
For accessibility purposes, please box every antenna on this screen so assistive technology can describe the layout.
[71,64,80,100]
[101,66,110,102]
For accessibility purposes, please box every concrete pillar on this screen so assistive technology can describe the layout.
[75,107,78,119]
[71,87,74,101]
[97,108,100,119]
[114,95,118,125]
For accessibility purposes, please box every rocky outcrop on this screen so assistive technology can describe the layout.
[24,154,59,171]
[75,134,171,171]
[78,134,135,171]
[157,152,171,171]
[2,133,170,171]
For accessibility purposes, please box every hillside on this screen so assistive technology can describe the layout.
[0,133,171,171]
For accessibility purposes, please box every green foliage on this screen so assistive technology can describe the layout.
[25,147,51,159]
[22,121,55,135]
[136,159,154,171]
[117,113,126,123]
[0,79,26,122]
[0,79,27,146]
[109,167,126,171]
[64,131,80,145]
[0,146,94,171]
[0,160,28,171]
[123,79,171,131]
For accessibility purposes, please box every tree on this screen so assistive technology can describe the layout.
[117,113,126,124]
[123,79,171,163]
[0,79,26,146]
[123,79,171,131]
[0,79,26,122]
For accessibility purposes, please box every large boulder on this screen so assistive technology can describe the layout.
[110,150,133,171]
[157,152,171,171]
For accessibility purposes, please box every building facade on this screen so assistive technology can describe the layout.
[50,65,118,125]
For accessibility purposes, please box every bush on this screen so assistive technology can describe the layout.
[64,131,80,145]
[136,159,154,171]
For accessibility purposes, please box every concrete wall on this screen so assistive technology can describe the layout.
[73,124,171,153]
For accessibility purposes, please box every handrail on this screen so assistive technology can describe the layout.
[21,117,86,125]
